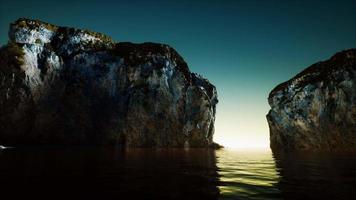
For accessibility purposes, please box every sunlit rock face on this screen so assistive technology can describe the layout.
[0,18,218,147]
[267,49,356,151]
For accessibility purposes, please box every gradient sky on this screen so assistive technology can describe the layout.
[1,0,355,148]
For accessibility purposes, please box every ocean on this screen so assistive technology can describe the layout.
[0,147,355,199]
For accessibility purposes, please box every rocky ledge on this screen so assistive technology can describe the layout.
[0,18,218,147]
[267,49,356,151]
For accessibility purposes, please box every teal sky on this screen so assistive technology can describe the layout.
[1,0,355,147]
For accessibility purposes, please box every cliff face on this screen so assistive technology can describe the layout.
[267,49,356,151]
[0,18,218,147]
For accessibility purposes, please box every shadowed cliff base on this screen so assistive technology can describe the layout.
[267,49,356,152]
[0,18,218,148]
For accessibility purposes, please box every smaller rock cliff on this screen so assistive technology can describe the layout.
[0,18,218,147]
[267,49,356,151]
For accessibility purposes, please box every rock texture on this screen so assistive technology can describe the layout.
[267,49,356,151]
[0,18,218,147]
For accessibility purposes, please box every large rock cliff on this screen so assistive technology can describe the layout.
[0,18,218,147]
[267,49,356,151]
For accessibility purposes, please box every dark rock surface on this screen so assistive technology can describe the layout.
[0,18,218,147]
[267,49,356,151]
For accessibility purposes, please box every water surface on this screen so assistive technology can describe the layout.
[217,149,281,199]
[0,147,356,199]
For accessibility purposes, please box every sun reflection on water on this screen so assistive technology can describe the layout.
[216,149,282,200]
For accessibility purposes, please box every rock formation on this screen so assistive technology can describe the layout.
[267,49,356,151]
[0,18,218,147]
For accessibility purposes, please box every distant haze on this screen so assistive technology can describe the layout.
[1,0,355,148]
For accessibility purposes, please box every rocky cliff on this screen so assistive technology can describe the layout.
[0,18,218,147]
[267,49,356,151]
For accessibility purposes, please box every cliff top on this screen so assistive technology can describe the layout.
[269,49,356,99]
[4,18,197,83]
[8,18,184,56]
[9,18,113,44]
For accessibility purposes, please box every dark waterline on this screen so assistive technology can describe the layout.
[0,147,356,199]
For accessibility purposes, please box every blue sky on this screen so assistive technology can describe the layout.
[1,0,355,147]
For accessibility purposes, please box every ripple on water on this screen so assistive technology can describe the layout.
[216,149,282,200]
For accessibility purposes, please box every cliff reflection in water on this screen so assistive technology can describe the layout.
[1,147,356,199]
[0,147,219,199]
[273,151,356,200]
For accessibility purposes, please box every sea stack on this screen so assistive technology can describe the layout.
[0,18,218,147]
[267,49,356,151]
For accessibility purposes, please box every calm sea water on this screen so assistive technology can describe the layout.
[0,147,356,199]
